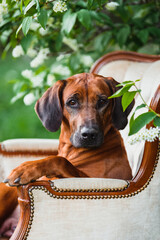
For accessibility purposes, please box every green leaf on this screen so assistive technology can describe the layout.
[135,103,146,112]
[133,7,150,19]
[38,9,48,29]
[122,91,137,112]
[153,116,160,127]
[87,0,94,9]
[117,25,130,48]
[16,24,22,38]
[137,29,149,44]
[24,0,35,14]
[98,12,113,25]
[129,112,135,131]
[108,83,133,99]
[24,0,31,7]
[20,0,23,13]
[129,103,146,131]
[22,17,32,36]
[129,112,157,136]
[93,31,112,52]
[61,11,77,35]
[116,81,134,87]
[21,34,33,53]
[77,9,92,29]
[11,92,26,104]
[35,0,40,12]
[55,33,63,51]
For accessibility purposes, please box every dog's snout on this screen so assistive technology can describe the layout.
[81,127,98,141]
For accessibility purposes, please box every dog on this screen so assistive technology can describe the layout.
[1,73,134,236]
[4,73,133,185]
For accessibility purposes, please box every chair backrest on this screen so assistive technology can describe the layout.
[90,51,160,177]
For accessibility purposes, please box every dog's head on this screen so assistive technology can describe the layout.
[35,73,134,148]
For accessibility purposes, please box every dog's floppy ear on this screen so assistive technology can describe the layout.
[35,80,66,132]
[105,77,135,130]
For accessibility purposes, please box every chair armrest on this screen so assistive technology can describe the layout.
[0,138,59,154]
[0,139,59,181]
[11,159,160,240]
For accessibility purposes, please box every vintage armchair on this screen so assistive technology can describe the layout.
[0,51,160,240]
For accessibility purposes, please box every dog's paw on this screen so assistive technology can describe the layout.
[4,161,42,186]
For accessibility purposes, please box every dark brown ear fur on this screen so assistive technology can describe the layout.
[35,80,66,132]
[105,77,135,130]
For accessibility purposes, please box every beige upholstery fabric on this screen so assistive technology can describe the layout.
[1,139,59,152]
[27,156,160,240]
[51,177,128,190]
[0,155,46,182]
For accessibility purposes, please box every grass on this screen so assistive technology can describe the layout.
[0,54,60,142]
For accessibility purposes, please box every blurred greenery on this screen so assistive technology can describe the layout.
[0,54,60,141]
[0,0,160,141]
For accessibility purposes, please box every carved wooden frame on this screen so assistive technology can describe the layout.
[10,51,160,240]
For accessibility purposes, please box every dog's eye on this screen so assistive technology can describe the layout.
[69,100,76,105]
[67,99,78,107]
[97,98,108,109]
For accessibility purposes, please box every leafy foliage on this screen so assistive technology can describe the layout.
[109,80,160,135]
[1,0,160,105]
[0,0,160,138]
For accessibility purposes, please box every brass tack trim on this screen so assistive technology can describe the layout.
[49,181,130,193]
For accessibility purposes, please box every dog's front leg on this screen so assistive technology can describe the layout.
[4,156,88,186]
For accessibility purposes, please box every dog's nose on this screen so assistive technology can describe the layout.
[81,127,98,141]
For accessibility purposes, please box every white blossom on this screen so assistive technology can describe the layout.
[30,48,50,68]
[21,69,45,87]
[12,45,24,58]
[23,93,36,105]
[47,74,56,86]
[53,0,67,13]
[39,27,48,36]
[27,48,37,58]
[30,72,46,87]
[30,56,44,68]
[30,22,40,31]
[21,69,33,79]
[106,1,119,11]
[47,17,54,27]
[128,127,160,145]
[0,0,8,22]
[81,55,93,67]
[51,64,71,76]
[63,37,78,51]
[56,54,65,61]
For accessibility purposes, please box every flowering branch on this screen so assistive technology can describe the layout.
[109,80,160,144]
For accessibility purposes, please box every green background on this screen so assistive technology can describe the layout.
[0,54,60,141]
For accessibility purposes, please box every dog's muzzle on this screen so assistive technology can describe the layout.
[70,125,104,148]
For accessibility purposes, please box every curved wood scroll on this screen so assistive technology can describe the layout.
[11,51,160,240]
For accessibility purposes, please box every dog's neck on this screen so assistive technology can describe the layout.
[58,123,131,179]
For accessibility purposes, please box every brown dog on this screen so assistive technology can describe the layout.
[1,73,134,236]
[4,73,133,186]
